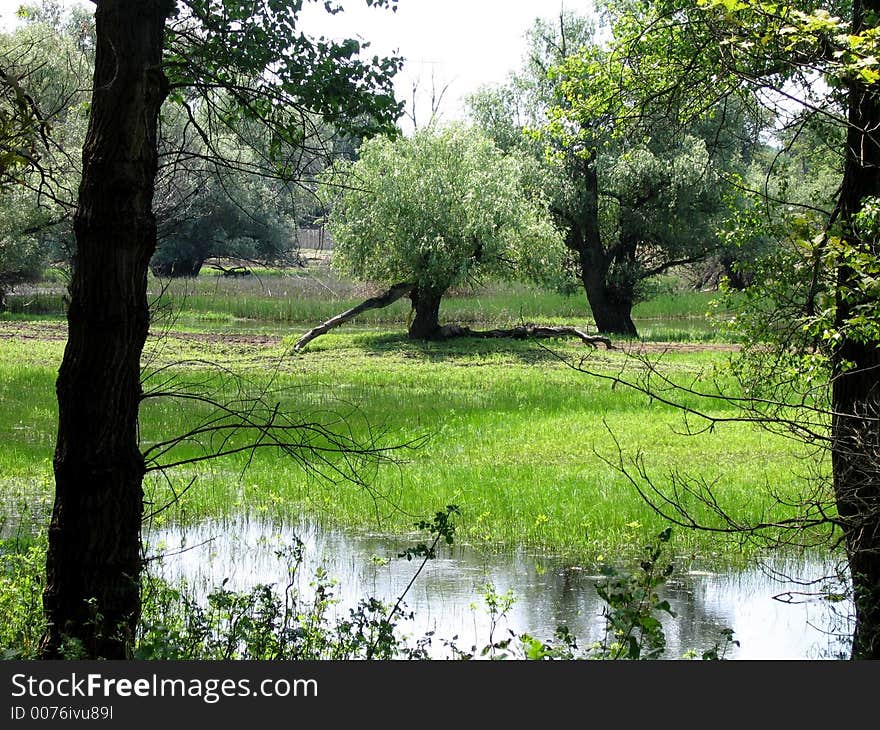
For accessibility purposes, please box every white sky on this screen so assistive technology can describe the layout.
[297,0,587,128]
[0,0,590,130]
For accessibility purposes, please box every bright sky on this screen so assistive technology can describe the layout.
[0,0,590,130]
[297,0,587,129]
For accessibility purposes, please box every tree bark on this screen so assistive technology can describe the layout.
[833,345,880,659]
[581,270,638,337]
[41,0,173,659]
[149,257,204,278]
[408,285,443,340]
[571,228,638,337]
[832,0,880,661]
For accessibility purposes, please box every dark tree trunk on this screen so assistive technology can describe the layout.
[570,226,638,337]
[832,348,880,659]
[832,0,880,661]
[590,300,637,337]
[563,157,639,338]
[408,286,444,340]
[581,269,637,337]
[435,323,612,348]
[41,0,173,659]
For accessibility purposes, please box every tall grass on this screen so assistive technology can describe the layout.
[150,278,593,327]
[6,270,729,342]
[632,291,718,320]
[3,293,67,316]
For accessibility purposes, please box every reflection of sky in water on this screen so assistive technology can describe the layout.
[145,519,853,660]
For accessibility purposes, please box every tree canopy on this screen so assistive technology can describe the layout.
[469,11,752,335]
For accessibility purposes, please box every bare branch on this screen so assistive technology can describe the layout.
[294,281,414,351]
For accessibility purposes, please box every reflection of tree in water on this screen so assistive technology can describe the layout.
[148,520,853,659]
[510,563,606,646]
[452,549,853,659]
[660,559,853,660]
[744,559,853,660]
[498,557,733,657]
[659,575,741,658]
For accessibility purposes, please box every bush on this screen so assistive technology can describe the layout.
[0,537,47,658]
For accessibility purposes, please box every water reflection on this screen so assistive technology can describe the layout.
[146,518,853,660]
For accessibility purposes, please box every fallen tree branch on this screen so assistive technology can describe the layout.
[293,281,414,351]
[436,324,614,349]
[294,285,614,351]
[209,263,252,277]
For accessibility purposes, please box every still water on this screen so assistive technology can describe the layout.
[146,518,854,660]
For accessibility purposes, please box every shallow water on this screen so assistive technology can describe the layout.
[146,518,854,660]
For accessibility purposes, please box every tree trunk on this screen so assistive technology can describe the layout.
[41,0,173,659]
[572,227,638,337]
[563,156,639,338]
[832,350,880,659]
[294,281,412,351]
[833,0,880,661]
[435,323,613,348]
[408,286,443,340]
[582,270,638,337]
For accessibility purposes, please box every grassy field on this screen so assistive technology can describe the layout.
[0,273,827,566]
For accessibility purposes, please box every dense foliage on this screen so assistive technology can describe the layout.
[0,10,91,306]
[469,11,753,335]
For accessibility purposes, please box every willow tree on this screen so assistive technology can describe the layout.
[42,0,402,660]
[313,124,563,341]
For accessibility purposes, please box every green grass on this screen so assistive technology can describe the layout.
[632,290,717,320]
[153,275,727,334]
[0,316,827,567]
[3,293,67,316]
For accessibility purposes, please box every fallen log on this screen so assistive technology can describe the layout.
[210,263,252,277]
[294,284,613,352]
[293,281,413,351]
[436,324,613,348]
